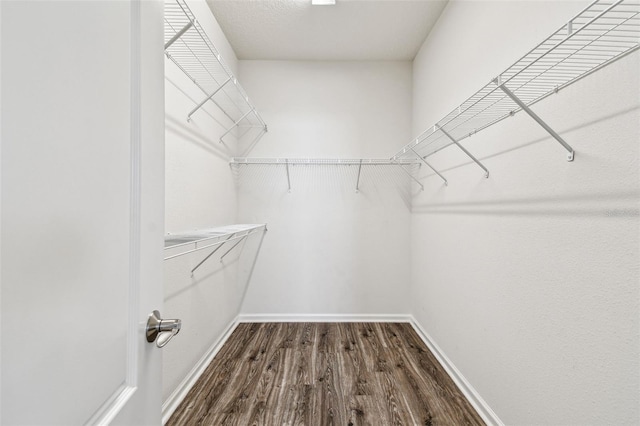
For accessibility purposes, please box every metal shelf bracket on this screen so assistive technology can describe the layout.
[285,159,292,192]
[220,236,247,262]
[219,108,255,143]
[410,147,448,186]
[355,159,363,193]
[187,77,232,122]
[435,125,489,178]
[496,81,575,162]
[190,233,235,276]
[395,162,424,191]
[164,20,193,50]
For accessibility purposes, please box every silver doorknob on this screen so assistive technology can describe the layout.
[146,310,181,348]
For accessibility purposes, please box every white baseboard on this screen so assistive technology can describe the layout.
[409,316,504,426]
[237,313,413,323]
[161,315,240,424]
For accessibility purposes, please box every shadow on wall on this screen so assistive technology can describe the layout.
[412,104,639,218]
[165,76,243,161]
[413,190,640,218]
[166,114,232,161]
[231,163,421,210]
[416,105,640,180]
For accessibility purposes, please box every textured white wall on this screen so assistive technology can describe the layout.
[163,0,260,403]
[411,1,639,425]
[236,61,413,316]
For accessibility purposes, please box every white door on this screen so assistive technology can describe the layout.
[1,1,166,424]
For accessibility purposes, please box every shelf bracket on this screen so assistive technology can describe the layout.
[285,159,292,192]
[219,108,255,143]
[187,77,232,122]
[395,162,424,191]
[435,125,489,178]
[220,235,247,262]
[190,233,235,276]
[355,159,363,193]
[410,147,448,186]
[164,21,193,50]
[497,83,575,162]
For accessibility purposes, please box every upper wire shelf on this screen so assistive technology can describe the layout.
[394,0,639,171]
[164,0,267,144]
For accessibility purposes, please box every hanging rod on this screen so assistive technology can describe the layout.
[394,0,639,168]
[230,157,419,166]
[164,0,267,141]
[230,157,422,193]
[164,224,267,261]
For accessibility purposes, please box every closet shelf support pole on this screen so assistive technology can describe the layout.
[285,159,292,192]
[498,83,575,161]
[410,148,448,186]
[187,77,233,122]
[220,236,247,262]
[190,233,235,276]
[355,159,363,193]
[164,21,193,50]
[396,163,424,191]
[436,125,489,178]
[220,108,255,143]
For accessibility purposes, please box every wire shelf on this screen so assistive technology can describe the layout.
[230,157,419,166]
[230,158,424,191]
[164,0,267,141]
[164,224,267,261]
[394,0,639,163]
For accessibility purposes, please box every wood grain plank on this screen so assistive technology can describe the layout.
[168,323,485,426]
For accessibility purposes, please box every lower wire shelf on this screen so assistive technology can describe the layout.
[164,224,267,275]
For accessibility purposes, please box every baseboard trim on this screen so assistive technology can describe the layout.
[238,313,413,323]
[161,315,240,425]
[409,316,504,426]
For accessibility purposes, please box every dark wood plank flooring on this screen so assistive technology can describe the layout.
[168,323,485,426]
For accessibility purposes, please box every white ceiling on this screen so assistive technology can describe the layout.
[206,0,449,61]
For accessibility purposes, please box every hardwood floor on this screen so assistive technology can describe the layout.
[167,323,485,426]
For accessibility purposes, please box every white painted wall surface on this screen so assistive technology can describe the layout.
[163,0,262,405]
[410,1,639,424]
[236,61,413,316]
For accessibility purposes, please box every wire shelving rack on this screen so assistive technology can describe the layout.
[164,224,267,274]
[164,0,267,144]
[230,157,423,192]
[393,0,639,181]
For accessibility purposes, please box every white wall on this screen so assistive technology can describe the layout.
[236,61,414,316]
[410,1,639,425]
[163,0,262,404]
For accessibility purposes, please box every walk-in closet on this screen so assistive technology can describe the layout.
[1,0,638,424]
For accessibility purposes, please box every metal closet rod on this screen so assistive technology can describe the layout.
[231,157,424,193]
[230,158,419,166]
